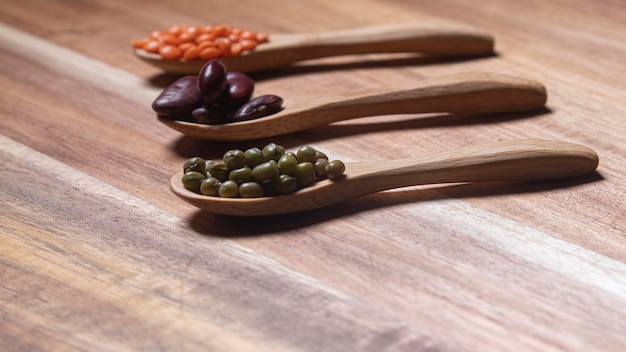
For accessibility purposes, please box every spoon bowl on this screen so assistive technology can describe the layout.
[170,139,599,216]
[158,72,547,141]
[135,22,494,74]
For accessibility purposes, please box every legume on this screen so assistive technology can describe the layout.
[326,160,346,180]
[239,182,264,198]
[152,76,201,118]
[296,146,317,163]
[218,180,239,198]
[229,167,253,184]
[223,149,247,170]
[294,162,315,188]
[181,171,205,193]
[277,154,298,175]
[198,59,227,105]
[274,174,298,195]
[230,95,284,122]
[313,158,329,178]
[181,143,346,198]
[206,160,229,181]
[262,143,285,162]
[221,72,255,107]
[200,177,221,196]
[183,156,207,175]
[244,147,265,168]
[251,161,279,184]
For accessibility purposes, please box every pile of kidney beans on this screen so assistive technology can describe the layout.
[152,59,283,124]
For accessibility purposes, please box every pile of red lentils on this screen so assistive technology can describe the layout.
[132,25,269,61]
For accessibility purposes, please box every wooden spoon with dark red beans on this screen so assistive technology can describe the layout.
[158,72,548,141]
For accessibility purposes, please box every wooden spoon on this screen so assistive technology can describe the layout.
[135,22,494,74]
[158,72,547,141]
[169,139,599,216]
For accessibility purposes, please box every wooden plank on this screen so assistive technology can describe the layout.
[1,0,625,350]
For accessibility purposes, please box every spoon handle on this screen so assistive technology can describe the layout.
[285,72,547,130]
[347,140,599,195]
[271,21,494,60]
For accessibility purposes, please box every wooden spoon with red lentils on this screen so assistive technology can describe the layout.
[133,22,494,74]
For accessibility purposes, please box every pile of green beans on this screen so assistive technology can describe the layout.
[181,143,346,198]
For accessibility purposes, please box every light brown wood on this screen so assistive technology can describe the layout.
[160,72,546,140]
[2,0,626,351]
[170,139,599,216]
[134,21,494,73]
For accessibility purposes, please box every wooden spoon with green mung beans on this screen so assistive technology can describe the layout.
[169,139,599,216]
[135,21,494,74]
[158,72,547,141]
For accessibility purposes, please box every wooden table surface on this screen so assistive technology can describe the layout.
[1,0,625,351]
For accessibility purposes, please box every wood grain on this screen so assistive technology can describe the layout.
[1,0,625,351]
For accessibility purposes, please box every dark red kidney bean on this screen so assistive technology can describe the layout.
[197,59,227,106]
[151,75,202,117]
[192,106,230,125]
[219,72,254,107]
[230,95,283,122]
